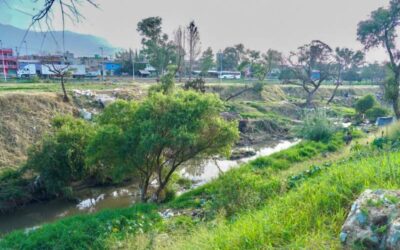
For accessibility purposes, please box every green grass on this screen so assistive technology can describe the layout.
[169,135,343,214]
[160,148,400,250]
[0,82,139,93]
[0,136,345,249]
[0,204,160,250]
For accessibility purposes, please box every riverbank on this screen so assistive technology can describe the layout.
[0,135,345,248]
[0,140,298,234]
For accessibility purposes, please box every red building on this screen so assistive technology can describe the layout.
[0,49,18,77]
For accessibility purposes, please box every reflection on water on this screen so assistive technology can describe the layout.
[183,140,300,186]
[0,185,140,234]
[0,140,299,235]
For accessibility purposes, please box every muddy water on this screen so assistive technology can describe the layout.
[183,140,301,186]
[0,140,299,235]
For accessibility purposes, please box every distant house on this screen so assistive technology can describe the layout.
[376,117,394,127]
[0,48,18,77]
[105,62,121,76]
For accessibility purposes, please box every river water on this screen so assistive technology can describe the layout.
[0,140,299,235]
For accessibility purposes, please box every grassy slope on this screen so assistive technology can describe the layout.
[164,149,400,250]
[0,93,75,169]
[0,136,344,249]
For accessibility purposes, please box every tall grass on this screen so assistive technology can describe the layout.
[165,150,400,249]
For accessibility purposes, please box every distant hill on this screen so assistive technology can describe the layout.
[0,23,116,57]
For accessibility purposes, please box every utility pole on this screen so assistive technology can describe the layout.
[99,47,104,81]
[130,48,135,81]
[0,40,7,82]
[23,40,28,58]
[219,50,223,84]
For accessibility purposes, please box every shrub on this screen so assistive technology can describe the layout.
[355,94,376,114]
[209,168,280,217]
[26,116,95,195]
[296,110,336,142]
[366,106,389,122]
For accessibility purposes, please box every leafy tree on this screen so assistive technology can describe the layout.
[327,47,364,104]
[361,63,386,83]
[199,47,215,76]
[87,91,239,202]
[355,94,376,115]
[287,40,334,107]
[218,47,240,71]
[366,106,389,122]
[252,49,283,81]
[26,116,95,195]
[137,17,176,75]
[357,0,400,118]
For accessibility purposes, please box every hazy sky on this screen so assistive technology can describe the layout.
[0,0,392,61]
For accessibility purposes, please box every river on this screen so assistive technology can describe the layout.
[0,140,299,235]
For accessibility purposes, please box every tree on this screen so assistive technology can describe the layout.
[45,64,71,102]
[187,21,201,80]
[287,40,334,107]
[137,17,176,75]
[26,116,95,195]
[174,26,186,82]
[199,47,215,76]
[252,49,283,81]
[87,91,239,202]
[357,0,400,118]
[361,63,386,83]
[355,94,376,115]
[218,47,241,71]
[327,47,364,104]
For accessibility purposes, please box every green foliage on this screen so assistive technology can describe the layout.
[366,106,389,122]
[209,168,280,217]
[355,94,376,114]
[0,204,160,250]
[183,78,206,93]
[0,169,32,213]
[26,116,95,195]
[159,65,177,94]
[296,110,336,142]
[199,47,215,75]
[169,137,343,216]
[170,148,400,249]
[87,90,239,202]
[137,17,176,75]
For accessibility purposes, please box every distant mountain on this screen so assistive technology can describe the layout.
[0,23,116,57]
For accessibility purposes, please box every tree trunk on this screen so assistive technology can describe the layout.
[394,100,400,119]
[327,83,340,105]
[140,177,150,202]
[306,91,314,108]
[392,72,400,119]
[61,77,69,102]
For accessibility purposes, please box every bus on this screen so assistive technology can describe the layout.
[218,71,241,79]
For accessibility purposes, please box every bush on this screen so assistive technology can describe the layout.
[366,106,389,122]
[209,168,280,217]
[26,116,95,195]
[355,94,376,114]
[296,110,336,142]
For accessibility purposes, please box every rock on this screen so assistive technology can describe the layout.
[79,108,92,120]
[341,189,400,249]
[95,94,116,107]
[230,148,256,160]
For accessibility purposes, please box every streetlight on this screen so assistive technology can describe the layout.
[0,40,7,82]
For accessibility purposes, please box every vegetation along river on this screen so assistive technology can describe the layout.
[0,140,299,234]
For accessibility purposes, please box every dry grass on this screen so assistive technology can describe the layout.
[0,93,76,169]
